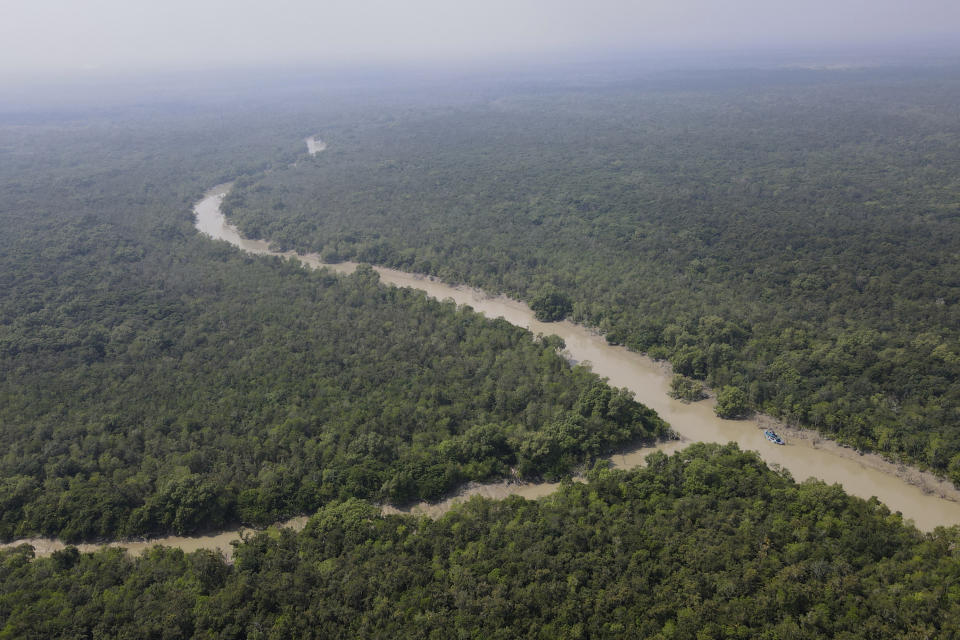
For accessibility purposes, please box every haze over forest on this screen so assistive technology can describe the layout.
[3,0,960,78]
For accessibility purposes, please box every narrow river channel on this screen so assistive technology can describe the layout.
[7,139,960,561]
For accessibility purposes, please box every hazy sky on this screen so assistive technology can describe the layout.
[2,0,959,77]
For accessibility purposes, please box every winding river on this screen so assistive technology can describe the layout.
[192,178,960,532]
[6,137,960,561]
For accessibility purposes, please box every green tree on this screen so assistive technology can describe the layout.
[714,386,750,419]
[530,289,573,322]
[669,374,706,402]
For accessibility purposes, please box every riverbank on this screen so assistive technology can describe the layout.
[192,172,960,531]
[7,134,960,560]
[755,414,960,502]
[1,441,679,561]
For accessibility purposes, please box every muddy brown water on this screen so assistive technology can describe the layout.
[0,518,310,562]
[7,138,960,560]
[193,182,960,533]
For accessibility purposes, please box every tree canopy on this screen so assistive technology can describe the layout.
[715,386,751,419]
[530,289,573,322]
[0,110,667,542]
[3,444,959,639]
[223,67,960,482]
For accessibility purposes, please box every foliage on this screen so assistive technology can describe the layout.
[0,113,665,542]
[530,288,573,322]
[5,70,960,638]
[668,374,706,402]
[3,444,960,638]
[224,67,960,479]
[715,385,751,419]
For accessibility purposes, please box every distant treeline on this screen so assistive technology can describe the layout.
[224,68,960,483]
[3,444,959,639]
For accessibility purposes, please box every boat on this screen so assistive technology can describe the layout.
[763,429,785,445]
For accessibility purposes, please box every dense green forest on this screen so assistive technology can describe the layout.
[4,444,960,639]
[0,106,665,542]
[6,67,960,637]
[223,67,960,482]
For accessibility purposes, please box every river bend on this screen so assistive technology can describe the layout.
[6,136,960,560]
[193,178,960,532]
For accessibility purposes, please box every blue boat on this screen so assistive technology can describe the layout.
[764,429,785,445]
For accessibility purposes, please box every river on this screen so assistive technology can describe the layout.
[6,138,960,561]
[194,181,960,532]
